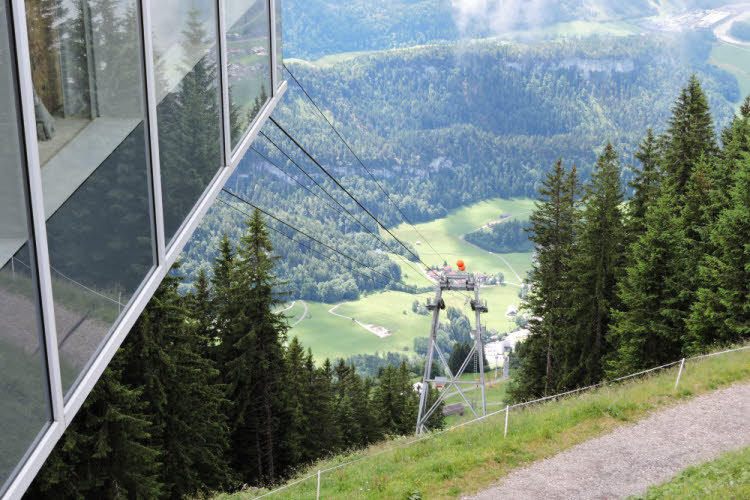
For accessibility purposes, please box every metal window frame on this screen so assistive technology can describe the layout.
[2,0,285,498]
[270,0,279,94]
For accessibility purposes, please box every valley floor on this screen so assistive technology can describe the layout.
[464,381,750,500]
[286,198,535,363]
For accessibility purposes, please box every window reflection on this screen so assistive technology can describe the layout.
[0,0,51,493]
[151,0,223,242]
[25,0,155,395]
[225,0,272,148]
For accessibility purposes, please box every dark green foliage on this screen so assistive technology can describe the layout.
[447,341,489,375]
[509,160,580,400]
[123,270,231,498]
[686,112,750,352]
[608,77,719,376]
[514,77,749,399]
[26,347,161,499]
[626,129,662,237]
[372,362,418,436]
[30,211,444,497]
[564,144,626,386]
[464,219,534,253]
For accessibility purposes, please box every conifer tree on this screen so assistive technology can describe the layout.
[124,270,231,498]
[686,116,750,351]
[608,78,719,376]
[509,160,579,400]
[220,209,289,484]
[662,75,717,195]
[301,351,338,459]
[627,129,662,236]
[564,145,625,386]
[26,350,161,499]
[395,361,419,435]
[282,337,309,467]
[373,364,398,432]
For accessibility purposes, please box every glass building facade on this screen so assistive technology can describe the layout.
[0,0,285,497]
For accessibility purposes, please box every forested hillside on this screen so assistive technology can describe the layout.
[181,33,739,299]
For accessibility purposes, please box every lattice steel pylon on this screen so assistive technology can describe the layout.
[416,273,489,434]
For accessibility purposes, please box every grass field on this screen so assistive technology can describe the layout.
[287,198,534,363]
[628,446,750,500]
[710,42,750,113]
[218,346,750,500]
[391,197,535,277]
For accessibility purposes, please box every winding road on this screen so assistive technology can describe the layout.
[328,303,390,338]
[714,4,750,47]
[276,300,308,327]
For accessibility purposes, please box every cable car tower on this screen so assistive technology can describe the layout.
[416,262,489,434]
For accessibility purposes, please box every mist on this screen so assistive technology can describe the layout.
[449,0,728,37]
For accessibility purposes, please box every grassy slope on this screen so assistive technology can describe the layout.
[217,347,750,499]
[628,446,750,500]
[391,197,536,276]
[287,198,534,362]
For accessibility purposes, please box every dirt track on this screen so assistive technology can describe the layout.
[464,381,750,500]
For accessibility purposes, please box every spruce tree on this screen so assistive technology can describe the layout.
[124,270,231,498]
[220,209,289,484]
[564,144,625,386]
[26,351,161,499]
[373,364,398,432]
[301,350,337,459]
[509,160,579,400]
[608,78,719,376]
[662,75,717,195]
[686,118,750,351]
[282,337,309,467]
[627,129,662,236]
[395,361,419,435]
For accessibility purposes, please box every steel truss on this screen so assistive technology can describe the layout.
[416,273,489,435]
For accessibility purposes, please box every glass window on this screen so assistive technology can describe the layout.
[25,0,155,395]
[151,0,223,242]
[0,0,51,493]
[225,0,272,149]
[274,0,282,87]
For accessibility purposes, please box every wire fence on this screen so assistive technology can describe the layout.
[10,256,125,309]
[252,343,750,499]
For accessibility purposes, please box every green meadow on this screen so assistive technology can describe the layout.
[710,42,750,113]
[286,198,534,363]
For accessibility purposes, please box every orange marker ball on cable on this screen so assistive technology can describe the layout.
[457,259,466,271]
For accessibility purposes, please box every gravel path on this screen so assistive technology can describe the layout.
[464,381,750,500]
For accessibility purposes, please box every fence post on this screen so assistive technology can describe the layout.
[316,470,321,500]
[674,358,686,391]
[504,405,510,438]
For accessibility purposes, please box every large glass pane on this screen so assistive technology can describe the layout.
[226,0,272,148]
[151,0,223,242]
[25,0,155,395]
[0,0,51,493]
[274,0,282,86]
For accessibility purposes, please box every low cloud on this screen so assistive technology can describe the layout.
[450,0,555,36]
